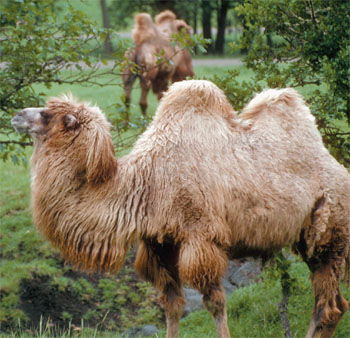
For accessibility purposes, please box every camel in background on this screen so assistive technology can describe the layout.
[122,11,194,115]
[155,10,194,82]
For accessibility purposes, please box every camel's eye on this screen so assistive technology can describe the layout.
[40,110,51,124]
[63,114,79,130]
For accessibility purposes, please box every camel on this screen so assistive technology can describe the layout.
[12,80,350,338]
[155,10,194,82]
[122,11,194,115]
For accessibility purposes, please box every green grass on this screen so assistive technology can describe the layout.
[57,0,111,27]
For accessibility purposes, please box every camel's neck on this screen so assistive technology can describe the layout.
[31,149,149,273]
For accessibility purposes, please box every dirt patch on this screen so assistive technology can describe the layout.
[20,273,93,328]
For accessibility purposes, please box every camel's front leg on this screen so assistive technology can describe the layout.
[139,77,152,114]
[122,69,136,114]
[160,283,185,338]
[178,238,230,338]
[202,285,230,338]
[135,239,184,338]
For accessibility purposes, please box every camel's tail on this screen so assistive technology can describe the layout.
[132,13,157,45]
[346,246,350,285]
[155,10,176,24]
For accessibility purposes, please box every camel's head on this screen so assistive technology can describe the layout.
[12,95,116,183]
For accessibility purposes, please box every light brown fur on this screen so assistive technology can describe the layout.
[12,81,350,338]
[122,11,194,114]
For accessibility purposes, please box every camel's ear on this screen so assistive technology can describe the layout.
[86,131,116,184]
[64,114,79,130]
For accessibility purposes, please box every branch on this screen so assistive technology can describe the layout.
[307,0,317,25]
[0,140,33,146]
[277,253,293,338]
[278,279,292,338]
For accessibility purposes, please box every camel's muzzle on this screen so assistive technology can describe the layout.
[12,113,30,133]
[11,108,46,134]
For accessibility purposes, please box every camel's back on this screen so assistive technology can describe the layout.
[133,83,350,249]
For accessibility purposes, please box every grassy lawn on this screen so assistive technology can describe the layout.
[58,0,112,27]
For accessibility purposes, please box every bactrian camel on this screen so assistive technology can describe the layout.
[122,11,193,114]
[12,80,350,338]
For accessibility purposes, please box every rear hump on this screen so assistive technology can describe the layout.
[241,88,314,123]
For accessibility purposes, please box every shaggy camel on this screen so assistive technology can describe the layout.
[122,11,193,114]
[12,81,350,338]
[155,10,194,82]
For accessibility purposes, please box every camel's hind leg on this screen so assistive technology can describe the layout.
[178,239,230,338]
[135,239,184,338]
[301,225,349,338]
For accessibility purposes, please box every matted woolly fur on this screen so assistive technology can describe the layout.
[14,81,350,338]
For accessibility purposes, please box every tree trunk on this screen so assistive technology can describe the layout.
[155,0,176,13]
[201,0,213,53]
[215,0,229,55]
[99,0,113,55]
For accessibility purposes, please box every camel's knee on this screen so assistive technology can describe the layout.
[307,295,349,338]
[306,264,349,338]
[315,294,349,325]
[202,284,230,338]
[159,285,185,319]
[178,240,227,290]
[202,286,226,316]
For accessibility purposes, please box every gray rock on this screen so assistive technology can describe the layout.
[228,258,262,287]
[183,287,203,315]
[122,325,158,337]
[140,325,159,336]
[222,277,237,295]
[222,260,242,294]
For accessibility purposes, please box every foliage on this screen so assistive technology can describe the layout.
[0,0,127,162]
[213,0,350,165]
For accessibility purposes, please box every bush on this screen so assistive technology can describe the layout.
[214,0,350,166]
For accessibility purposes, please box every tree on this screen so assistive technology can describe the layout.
[214,0,230,54]
[100,0,113,55]
[201,0,213,52]
[214,0,350,165]
[0,0,125,162]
